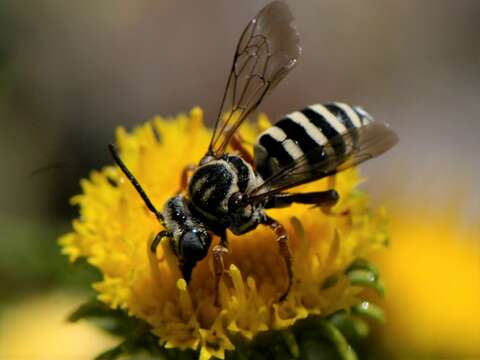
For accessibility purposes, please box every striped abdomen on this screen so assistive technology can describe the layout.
[253,102,373,179]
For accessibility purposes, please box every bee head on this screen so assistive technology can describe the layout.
[179,228,211,283]
[180,228,211,265]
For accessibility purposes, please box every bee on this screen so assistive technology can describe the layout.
[109,1,398,305]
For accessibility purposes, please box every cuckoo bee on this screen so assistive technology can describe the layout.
[109,1,398,305]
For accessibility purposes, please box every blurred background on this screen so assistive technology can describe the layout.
[0,0,478,359]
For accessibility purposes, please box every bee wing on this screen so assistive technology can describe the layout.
[207,1,301,157]
[249,122,398,200]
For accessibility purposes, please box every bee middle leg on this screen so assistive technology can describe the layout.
[264,190,339,209]
[176,164,197,194]
[212,230,229,307]
[230,133,254,166]
[261,215,293,302]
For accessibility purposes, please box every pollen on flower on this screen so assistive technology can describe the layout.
[59,107,389,360]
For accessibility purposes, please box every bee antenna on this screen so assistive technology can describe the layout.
[108,144,164,222]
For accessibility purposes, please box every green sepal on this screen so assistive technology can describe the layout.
[69,299,384,360]
[346,269,385,296]
[316,319,358,360]
[346,258,379,278]
[351,301,385,323]
[328,311,370,341]
[346,258,385,296]
[281,330,300,358]
[225,315,360,360]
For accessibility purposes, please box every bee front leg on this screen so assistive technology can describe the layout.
[261,215,293,302]
[212,231,229,307]
[148,230,173,290]
[150,230,173,254]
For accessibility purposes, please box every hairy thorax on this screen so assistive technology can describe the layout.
[188,155,264,235]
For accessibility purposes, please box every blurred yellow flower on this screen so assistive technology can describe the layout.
[59,108,389,360]
[376,210,480,357]
[0,293,119,360]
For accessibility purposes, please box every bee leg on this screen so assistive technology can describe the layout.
[322,207,349,216]
[262,216,293,302]
[322,177,348,216]
[176,164,197,194]
[230,133,254,166]
[150,230,173,254]
[150,232,196,284]
[264,190,339,209]
[148,230,173,290]
[213,232,229,306]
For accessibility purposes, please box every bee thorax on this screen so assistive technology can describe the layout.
[188,159,238,220]
[188,156,263,234]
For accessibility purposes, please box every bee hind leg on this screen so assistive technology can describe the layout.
[261,215,293,302]
[264,190,339,209]
[212,231,229,307]
[322,177,349,216]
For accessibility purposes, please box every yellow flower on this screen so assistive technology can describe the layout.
[59,107,389,360]
[375,210,480,358]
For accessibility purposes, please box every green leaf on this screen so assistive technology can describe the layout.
[67,297,150,337]
[94,342,124,360]
[67,298,118,322]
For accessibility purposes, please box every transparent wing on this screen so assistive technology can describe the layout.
[249,122,398,200]
[208,1,301,157]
